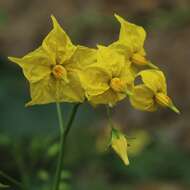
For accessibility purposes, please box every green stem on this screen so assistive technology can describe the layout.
[106,106,114,129]
[64,103,80,139]
[0,170,23,189]
[52,103,80,190]
[53,103,64,190]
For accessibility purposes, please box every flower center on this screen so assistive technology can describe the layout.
[52,65,67,79]
[110,77,125,92]
[131,53,148,66]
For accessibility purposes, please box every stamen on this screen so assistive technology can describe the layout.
[132,53,148,66]
[132,53,158,69]
[110,77,125,92]
[155,93,171,107]
[155,92,180,114]
[52,65,67,79]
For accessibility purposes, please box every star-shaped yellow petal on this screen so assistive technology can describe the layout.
[9,16,96,106]
[79,45,134,106]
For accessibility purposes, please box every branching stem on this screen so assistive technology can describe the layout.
[52,103,80,190]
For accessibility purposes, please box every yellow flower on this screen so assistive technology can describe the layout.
[9,15,95,106]
[79,45,134,106]
[129,69,180,114]
[114,14,158,69]
[111,128,129,166]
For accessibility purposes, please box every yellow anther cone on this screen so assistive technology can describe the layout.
[132,53,158,69]
[156,93,180,114]
[110,78,125,93]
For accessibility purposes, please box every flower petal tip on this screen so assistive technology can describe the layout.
[124,160,130,166]
[8,56,18,62]
[50,14,60,29]
[8,56,23,65]
[50,14,56,21]
[114,13,123,23]
[25,101,34,107]
[114,13,119,18]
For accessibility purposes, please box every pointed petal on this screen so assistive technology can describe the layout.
[114,14,146,53]
[42,15,75,65]
[130,84,157,112]
[8,47,51,83]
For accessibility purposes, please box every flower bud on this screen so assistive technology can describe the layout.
[111,128,129,166]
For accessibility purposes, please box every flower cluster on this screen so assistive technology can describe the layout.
[9,14,179,166]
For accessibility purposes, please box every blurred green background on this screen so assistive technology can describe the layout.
[0,0,190,190]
